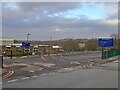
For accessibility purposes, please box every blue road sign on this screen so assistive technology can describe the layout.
[22,42,30,49]
[98,38,114,47]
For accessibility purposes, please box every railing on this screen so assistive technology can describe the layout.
[102,49,120,59]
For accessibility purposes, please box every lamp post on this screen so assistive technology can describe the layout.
[27,34,30,43]
[50,35,52,55]
[27,34,30,57]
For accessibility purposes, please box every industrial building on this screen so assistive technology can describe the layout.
[0,38,62,57]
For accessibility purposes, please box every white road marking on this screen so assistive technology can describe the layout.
[29,71,35,73]
[64,68,68,69]
[90,64,93,66]
[34,63,55,67]
[10,63,28,67]
[8,79,18,83]
[60,56,69,59]
[39,68,43,71]
[3,71,14,79]
[21,77,29,80]
[41,56,46,61]
[31,76,38,78]
[113,60,118,63]
[71,62,80,64]
[83,65,86,68]
[41,74,47,76]
[69,68,74,70]
[52,72,55,74]
[86,65,89,67]
[51,55,55,58]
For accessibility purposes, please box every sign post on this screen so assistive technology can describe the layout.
[22,42,30,56]
[98,37,114,59]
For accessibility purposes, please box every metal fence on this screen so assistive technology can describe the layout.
[102,49,120,59]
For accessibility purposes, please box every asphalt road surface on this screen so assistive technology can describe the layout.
[3,52,101,82]
[3,60,118,88]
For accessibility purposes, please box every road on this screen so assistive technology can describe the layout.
[3,60,118,88]
[3,52,101,82]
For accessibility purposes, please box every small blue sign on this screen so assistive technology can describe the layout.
[22,42,30,49]
[98,38,114,47]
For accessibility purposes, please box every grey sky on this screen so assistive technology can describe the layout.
[2,2,118,40]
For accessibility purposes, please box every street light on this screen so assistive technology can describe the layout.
[50,34,52,55]
[27,33,30,43]
[49,28,58,55]
[27,33,30,57]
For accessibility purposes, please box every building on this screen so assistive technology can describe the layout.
[52,46,62,54]
[0,37,14,55]
[0,38,63,56]
[0,37,14,45]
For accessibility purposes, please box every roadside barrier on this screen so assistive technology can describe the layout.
[102,49,120,59]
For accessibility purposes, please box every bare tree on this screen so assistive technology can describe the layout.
[85,39,98,51]
[60,38,79,51]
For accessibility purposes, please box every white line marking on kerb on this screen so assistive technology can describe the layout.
[21,77,29,80]
[41,56,46,61]
[8,79,18,83]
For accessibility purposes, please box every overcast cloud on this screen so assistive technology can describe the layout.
[2,2,118,40]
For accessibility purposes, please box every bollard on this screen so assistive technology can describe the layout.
[102,49,104,59]
[1,56,3,68]
[10,50,12,59]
